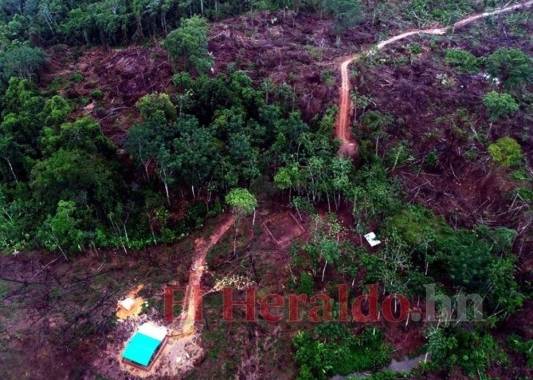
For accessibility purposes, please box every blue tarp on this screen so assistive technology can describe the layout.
[122,332,162,367]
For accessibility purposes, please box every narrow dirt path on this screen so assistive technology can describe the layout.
[336,0,533,157]
[177,214,235,336]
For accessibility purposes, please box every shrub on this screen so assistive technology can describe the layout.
[36,200,89,256]
[90,89,103,99]
[385,142,413,170]
[136,93,177,121]
[486,48,532,88]
[483,91,519,121]
[385,205,447,247]
[507,335,533,367]
[362,111,394,131]
[294,272,314,296]
[424,150,439,169]
[325,0,362,36]
[427,328,507,377]
[406,0,473,26]
[445,48,480,73]
[294,326,391,379]
[70,72,84,83]
[348,163,401,222]
[488,137,523,167]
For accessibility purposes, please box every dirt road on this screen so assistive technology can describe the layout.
[336,0,533,157]
[177,214,235,336]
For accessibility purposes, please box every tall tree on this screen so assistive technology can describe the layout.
[163,15,212,74]
[225,187,257,254]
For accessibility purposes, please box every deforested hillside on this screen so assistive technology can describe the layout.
[1,1,532,379]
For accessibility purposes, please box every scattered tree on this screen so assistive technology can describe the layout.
[37,200,89,258]
[225,188,257,254]
[163,16,212,74]
[483,91,519,121]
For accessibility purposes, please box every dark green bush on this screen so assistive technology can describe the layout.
[445,48,480,73]
[486,48,532,88]
[294,325,391,380]
[427,328,507,377]
[483,91,519,121]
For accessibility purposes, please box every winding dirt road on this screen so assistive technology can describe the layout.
[336,0,533,157]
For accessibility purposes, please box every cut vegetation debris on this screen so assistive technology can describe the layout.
[122,322,168,370]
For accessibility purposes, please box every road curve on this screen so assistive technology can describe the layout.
[336,0,533,158]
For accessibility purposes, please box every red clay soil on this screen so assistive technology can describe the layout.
[176,214,235,336]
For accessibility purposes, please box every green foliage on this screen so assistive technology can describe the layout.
[487,136,523,167]
[406,0,475,26]
[41,117,115,157]
[362,111,394,131]
[70,72,84,83]
[483,91,519,121]
[225,188,257,216]
[36,200,89,256]
[385,205,447,247]
[293,326,391,379]
[349,162,401,224]
[384,205,523,318]
[127,71,337,204]
[0,185,33,253]
[1,0,326,47]
[385,142,413,170]
[507,335,533,367]
[0,43,45,89]
[41,95,72,127]
[485,255,524,317]
[163,16,212,74]
[274,165,298,191]
[486,48,532,89]
[30,149,119,215]
[294,272,314,296]
[445,48,480,73]
[427,328,507,377]
[325,0,362,36]
[0,78,45,181]
[424,149,439,169]
[136,93,177,121]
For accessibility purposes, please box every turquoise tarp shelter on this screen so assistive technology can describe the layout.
[122,323,168,368]
[122,332,162,367]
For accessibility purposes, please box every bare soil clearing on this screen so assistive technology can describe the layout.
[335,0,533,157]
[208,11,379,121]
[42,45,173,143]
[352,6,532,233]
[0,243,194,379]
[263,212,305,247]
